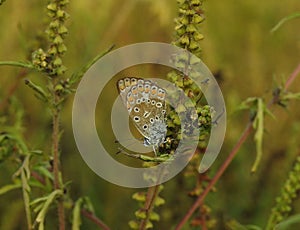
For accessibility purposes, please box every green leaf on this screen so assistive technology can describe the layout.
[30,150,43,155]
[35,189,63,229]
[82,197,95,214]
[226,219,262,230]
[236,97,267,172]
[282,92,300,101]
[30,196,48,207]
[226,219,248,230]
[276,214,300,229]
[14,156,33,228]
[271,12,300,33]
[0,60,35,69]
[24,79,49,102]
[235,97,257,112]
[33,203,45,213]
[72,197,84,230]
[251,98,264,172]
[34,164,54,180]
[0,183,22,196]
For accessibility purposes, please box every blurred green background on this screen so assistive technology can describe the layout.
[1,0,300,229]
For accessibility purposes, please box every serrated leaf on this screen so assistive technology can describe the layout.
[0,183,22,195]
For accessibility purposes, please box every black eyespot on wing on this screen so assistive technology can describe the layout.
[134,116,140,122]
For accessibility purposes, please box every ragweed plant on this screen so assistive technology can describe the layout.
[0,0,112,229]
[127,0,217,229]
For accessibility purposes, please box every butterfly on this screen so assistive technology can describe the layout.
[117,77,167,155]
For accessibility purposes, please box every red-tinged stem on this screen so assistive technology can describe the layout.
[284,62,300,90]
[81,209,111,230]
[175,61,300,229]
[175,124,253,230]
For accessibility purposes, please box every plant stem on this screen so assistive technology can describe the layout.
[81,209,111,230]
[52,80,65,230]
[284,62,300,90]
[175,124,253,230]
[139,185,160,230]
[175,61,300,229]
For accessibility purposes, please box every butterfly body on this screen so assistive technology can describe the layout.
[117,77,167,154]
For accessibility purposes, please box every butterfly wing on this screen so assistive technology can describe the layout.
[117,78,167,141]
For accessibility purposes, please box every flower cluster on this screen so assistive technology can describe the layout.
[32,0,69,76]
[266,155,300,229]
[166,0,210,151]
[174,0,205,57]
[129,186,165,229]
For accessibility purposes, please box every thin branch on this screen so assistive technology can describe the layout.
[52,80,65,230]
[31,171,46,185]
[81,209,110,230]
[175,124,253,230]
[139,185,161,230]
[175,61,300,229]
[284,62,300,90]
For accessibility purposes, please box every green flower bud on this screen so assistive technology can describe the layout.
[180,35,190,45]
[53,35,63,44]
[193,31,204,41]
[58,44,67,54]
[47,3,57,11]
[56,9,66,18]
